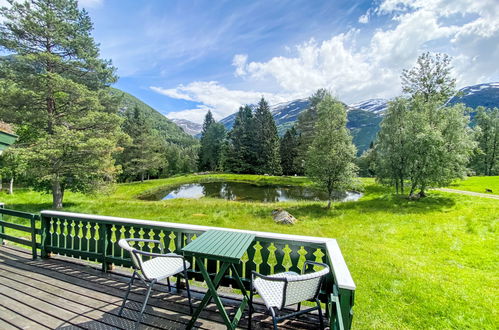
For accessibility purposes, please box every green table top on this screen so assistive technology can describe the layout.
[182,230,255,263]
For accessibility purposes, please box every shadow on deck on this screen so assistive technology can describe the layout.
[0,245,323,329]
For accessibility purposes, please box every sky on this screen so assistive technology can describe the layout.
[78,0,499,124]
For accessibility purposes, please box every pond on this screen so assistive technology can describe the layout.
[143,181,362,202]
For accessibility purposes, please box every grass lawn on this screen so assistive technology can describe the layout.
[0,174,497,329]
[449,176,499,194]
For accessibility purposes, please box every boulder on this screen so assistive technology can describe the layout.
[272,209,298,225]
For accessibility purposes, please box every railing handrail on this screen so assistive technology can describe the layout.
[41,209,355,290]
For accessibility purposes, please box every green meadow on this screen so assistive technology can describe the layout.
[0,174,497,329]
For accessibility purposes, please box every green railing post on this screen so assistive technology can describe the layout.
[40,214,49,258]
[31,214,38,260]
[100,223,110,272]
[0,203,4,246]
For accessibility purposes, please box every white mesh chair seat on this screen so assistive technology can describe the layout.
[141,253,191,281]
[253,266,330,310]
[254,271,298,309]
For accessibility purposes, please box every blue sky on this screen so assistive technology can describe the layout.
[80,0,499,123]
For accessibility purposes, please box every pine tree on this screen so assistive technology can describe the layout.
[280,126,299,175]
[306,94,357,208]
[0,0,123,208]
[223,106,255,173]
[198,111,225,171]
[253,97,281,175]
[119,106,166,182]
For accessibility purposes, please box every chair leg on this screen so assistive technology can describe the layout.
[166,277,171,292]
[270,307,278,330]
[296,302,301,312]
[184,269,193,315]
[248,288,254,330]
[136,280,155,327]
[118,271,136,316]
[316,299,324,330]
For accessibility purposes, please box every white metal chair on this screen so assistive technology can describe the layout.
[117,238,193,326]
[249,261,330,330]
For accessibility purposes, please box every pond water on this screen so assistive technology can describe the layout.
[145,182,362,202]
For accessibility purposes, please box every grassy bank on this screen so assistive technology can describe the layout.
[450,176,499,194]
[0,174,497,329]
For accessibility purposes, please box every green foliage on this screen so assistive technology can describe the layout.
[295,88,328,174]
[117,106,167,181]
[111,88,197,147]
[222,105,256,173]
[198,120,226,171]
[401,52,456,103]
[280,126,300,175]
[0,0,123,208]
[470,107,499,175]
[253,98,281,175]
[306,94,357,207]
[0,147,27,193]
[377,53,474,197]
[356,143,376,177]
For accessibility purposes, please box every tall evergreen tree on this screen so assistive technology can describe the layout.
[471,107,499,175]
[253,97,281,175]
[198,110,225,171]
[0,0,123,208]
[280,126,299,175]
[306,94,357,208]
[118,106,166,182]
[222,105,255,173]
[295,88,328,174]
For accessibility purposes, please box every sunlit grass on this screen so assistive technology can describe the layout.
[0,174,497,329]
[450,176,499,194]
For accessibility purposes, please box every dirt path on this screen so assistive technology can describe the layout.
[435,188,499,200]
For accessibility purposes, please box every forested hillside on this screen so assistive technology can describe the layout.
[111,88,198,147]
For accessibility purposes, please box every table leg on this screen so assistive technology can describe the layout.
[186,261,230,329]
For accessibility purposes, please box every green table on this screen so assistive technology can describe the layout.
[182,229,255,329]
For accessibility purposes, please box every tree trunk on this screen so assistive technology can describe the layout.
[9,178,14,195]
[400,178,404,194]
[395,180,399,194]
[141,172,144,182]
[0,176,2,191]
[52,181,64,209]
[327,198,332,209]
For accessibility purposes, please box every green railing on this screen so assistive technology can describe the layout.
[0,206,355,330]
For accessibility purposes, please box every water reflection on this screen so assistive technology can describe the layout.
[155,182,362,202]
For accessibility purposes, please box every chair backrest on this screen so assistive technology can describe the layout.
[282,265,330,308]
[118,238,144,271]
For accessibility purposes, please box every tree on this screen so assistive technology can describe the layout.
[401,52,456,103]
[306,94,357,208]
[471,107,499,175]
[253,97,281,175]
[295,89,328,174]
[374,98,411,194]
[198,111,225,171]
[119,106,166,182]
[0,0,123,208]
[280,126,299,175]
[0,147,27,194]
[222,105,255,173]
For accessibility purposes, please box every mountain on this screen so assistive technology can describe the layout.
[448,82,499,109]
[218,98,384,154]
[348,98,388,114]
[111,88,197,147]
[171,119,203,136]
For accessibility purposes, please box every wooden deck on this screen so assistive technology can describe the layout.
[0,246,323,329]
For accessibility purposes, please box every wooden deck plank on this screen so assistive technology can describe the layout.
[0,246,322,329]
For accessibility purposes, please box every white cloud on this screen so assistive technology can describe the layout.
[152,81,299,123]
[358,14,369,24]
[158,0,499,121]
